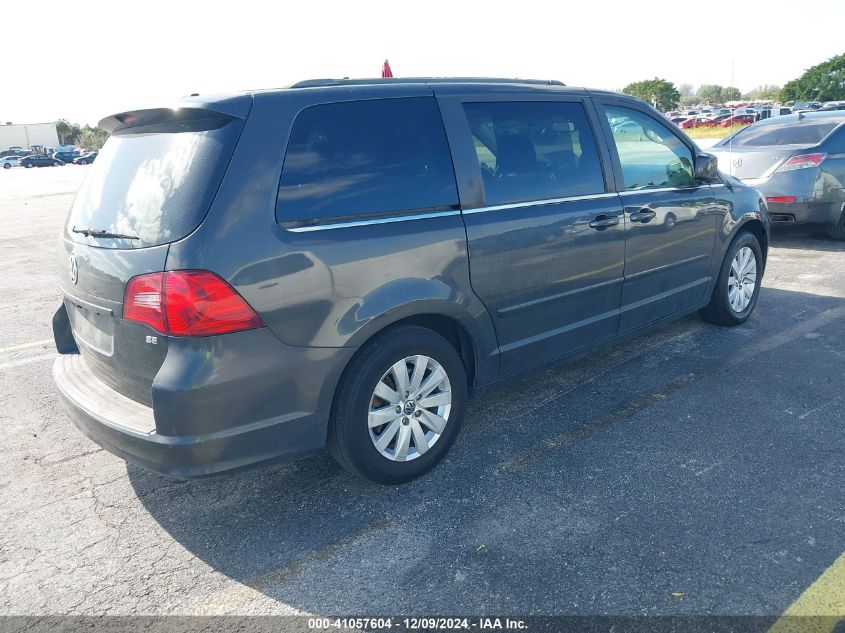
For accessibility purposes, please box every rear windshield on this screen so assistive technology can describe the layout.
[729,120,841,147]
[66,115,243,248]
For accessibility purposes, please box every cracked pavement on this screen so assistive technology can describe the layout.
[1,167,843,616]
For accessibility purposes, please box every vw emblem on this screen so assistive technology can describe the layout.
[732,157,743,168]
[404,400,416,415]
[68,255,78,285]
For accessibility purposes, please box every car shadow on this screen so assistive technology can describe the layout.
[129,285,845,615]
[769,224,845,252]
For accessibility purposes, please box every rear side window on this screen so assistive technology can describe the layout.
[728,120,842,146]
[463,101,605,205]
[276,97,458,227]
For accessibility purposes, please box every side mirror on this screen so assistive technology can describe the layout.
[695,152,719,181]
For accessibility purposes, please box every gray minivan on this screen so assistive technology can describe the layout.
[53,78,770,484]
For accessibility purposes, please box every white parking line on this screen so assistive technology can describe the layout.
[0,353,55,371]
[0,339,53,354]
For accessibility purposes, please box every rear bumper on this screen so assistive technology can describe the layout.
[53,329,355,478]
[764,200,843,225]
[742,171,845,226]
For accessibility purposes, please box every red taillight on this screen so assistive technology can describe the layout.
[123,271,264,336]
[766,196,797,204]
[163,271,264,336]
[124,273,165,332]
[776,153,826,172]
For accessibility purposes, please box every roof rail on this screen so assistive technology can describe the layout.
[288,77,565,89]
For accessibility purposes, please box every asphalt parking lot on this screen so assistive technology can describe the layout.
[1,166,843,619]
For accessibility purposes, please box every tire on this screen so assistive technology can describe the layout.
[25,163,33,168]
[699,231,763,326]
[663,212,677,231]
[327,325,468,484]
[828,206,845,241]
[2,163,10,169]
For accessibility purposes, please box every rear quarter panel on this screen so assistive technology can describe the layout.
[164,87,500,386]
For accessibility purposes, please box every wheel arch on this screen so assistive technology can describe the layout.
[323,309,489,449]
[343,305,496,389]
[735,217,768,273]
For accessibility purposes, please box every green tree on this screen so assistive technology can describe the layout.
[621,78,680,111]
[696,84,723,105]
[55,119,80,145]
[743,84,781,101]
[721,86,742,102]
[780,53,845,102]
[54,120,109,149]
[678,83,695,97]
[76,126,110,150]
[677,83,696,108]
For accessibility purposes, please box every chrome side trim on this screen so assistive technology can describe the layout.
[499,306,620,354]
[285,210,462,233]
[498,277,624,317]
[620,277,710,314]
[462,192,619,216]
[618,186,706,197]
[624,253,711,282]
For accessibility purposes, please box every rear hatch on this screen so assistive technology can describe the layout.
[58,99,249,405]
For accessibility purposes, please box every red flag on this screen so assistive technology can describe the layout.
[381,59,393,78]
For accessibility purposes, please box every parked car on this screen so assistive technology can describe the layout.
[52,150,80,163]
[721,114,756,127]
[678,116,720,129]
[73,151,98,165]
[20,155,64,168]
[791,101,822,112]
[670,116,690,125]
[709,111,845,239]
[1,156,21,169]
[818,103,845,112]
[611,120,642,134]
[52,79,770,484]
[1,149,32,158]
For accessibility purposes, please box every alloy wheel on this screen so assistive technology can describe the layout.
[728,246,757,313]
[368,355,452,462]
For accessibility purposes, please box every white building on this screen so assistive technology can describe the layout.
[0,122,60,151]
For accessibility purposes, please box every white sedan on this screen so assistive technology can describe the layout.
[1,156,21,169]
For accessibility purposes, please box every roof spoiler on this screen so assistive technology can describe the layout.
[98,94,252,133]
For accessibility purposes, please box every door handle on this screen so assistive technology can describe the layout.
[588,215,620,230]
[629,208,656,223]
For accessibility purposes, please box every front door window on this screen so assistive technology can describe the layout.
[604,105,695,190]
